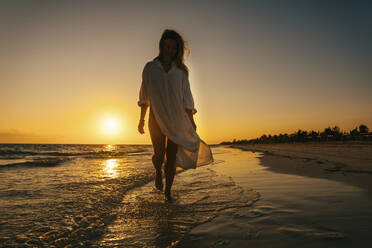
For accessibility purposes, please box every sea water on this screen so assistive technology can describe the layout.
[0,144,258,247]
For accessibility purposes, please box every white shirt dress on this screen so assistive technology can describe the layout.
[138,58,214,169]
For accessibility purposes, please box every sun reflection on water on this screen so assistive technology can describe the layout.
[103,159,119,178]
[104,144,116,151]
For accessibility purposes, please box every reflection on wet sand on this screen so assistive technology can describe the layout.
[178,147,372,248]
[100,166,259,247]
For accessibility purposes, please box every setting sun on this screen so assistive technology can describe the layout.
[105,118,118,131]
[100,115,123,136]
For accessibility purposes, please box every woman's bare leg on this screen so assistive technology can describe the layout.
[164,138,178,200]
[148,109,165,191]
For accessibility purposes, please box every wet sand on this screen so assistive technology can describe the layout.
[177,146,372,247]
[99,158,259,247]
[231,142,372,195]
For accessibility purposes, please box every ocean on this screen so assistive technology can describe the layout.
[0,144,258,247]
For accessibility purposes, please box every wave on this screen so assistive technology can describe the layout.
[0,157,72,169]
[0,158,156,248]
[0,144,153,171]
[0,149,148,157]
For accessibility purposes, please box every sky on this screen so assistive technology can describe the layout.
[1,0,371,144]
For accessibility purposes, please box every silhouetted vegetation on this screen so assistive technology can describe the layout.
[220,124,371,145]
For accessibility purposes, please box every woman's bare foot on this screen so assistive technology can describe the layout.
[155,170,163,191]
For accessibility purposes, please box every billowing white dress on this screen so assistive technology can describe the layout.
[138,58,214,169]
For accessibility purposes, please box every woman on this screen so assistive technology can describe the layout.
[137,29,213,201]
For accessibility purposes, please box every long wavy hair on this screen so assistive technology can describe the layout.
[154,29,190,76]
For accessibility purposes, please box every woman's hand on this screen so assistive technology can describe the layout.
[191,121,197,131]
[138,119,145,134]
[186,109,197,131]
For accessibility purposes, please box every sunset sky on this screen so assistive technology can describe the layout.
[1,0,371,144]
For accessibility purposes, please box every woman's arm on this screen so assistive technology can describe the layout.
[140,105,148,121]
[138,64,150,134]
[186,109,196,131]
[138,105,148,134]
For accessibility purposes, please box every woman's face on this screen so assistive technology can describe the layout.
[162,38,177,61]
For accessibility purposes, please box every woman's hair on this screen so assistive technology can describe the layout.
[155,29,190,76]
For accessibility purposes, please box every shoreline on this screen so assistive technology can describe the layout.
[178,146,372,247]
[227,142,372,195]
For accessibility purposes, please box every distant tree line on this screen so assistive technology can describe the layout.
[220,124,371,145]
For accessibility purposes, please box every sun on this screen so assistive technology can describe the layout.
[105,118,117,130]
[101,116,122,135]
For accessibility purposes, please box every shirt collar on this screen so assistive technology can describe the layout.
[154,58,176,71]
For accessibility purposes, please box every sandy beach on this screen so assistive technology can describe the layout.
[96,143,372,247]
[177,145,372,247]
[230,142,372,195]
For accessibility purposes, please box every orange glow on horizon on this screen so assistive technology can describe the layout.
[0,2,371,144]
